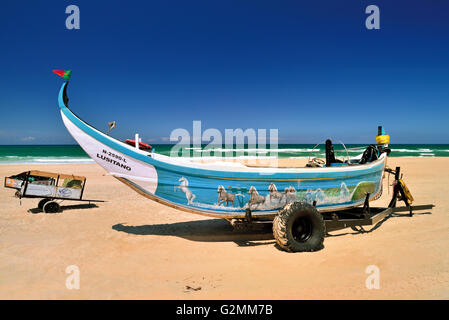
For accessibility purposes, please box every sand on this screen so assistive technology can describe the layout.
[0,158,448,299]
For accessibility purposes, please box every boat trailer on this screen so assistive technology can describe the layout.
[231,166,434,249]
[322,166,434,232]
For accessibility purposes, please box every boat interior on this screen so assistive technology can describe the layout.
[137,138,389,170]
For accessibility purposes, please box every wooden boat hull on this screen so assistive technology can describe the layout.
[58,82,386,218]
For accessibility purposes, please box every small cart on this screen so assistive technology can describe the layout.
[4,170,104,213]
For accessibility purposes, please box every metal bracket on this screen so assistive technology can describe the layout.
[362,193,371,218]
[245,208,253,223]
[388,166,413,216]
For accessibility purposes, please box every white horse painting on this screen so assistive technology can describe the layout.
[174,176,196,204]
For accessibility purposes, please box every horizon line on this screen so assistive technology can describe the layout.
[1,143,449,146]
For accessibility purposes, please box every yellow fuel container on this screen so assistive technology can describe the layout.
[376,134,390,145]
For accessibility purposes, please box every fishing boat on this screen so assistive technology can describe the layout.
[55,70,407,252]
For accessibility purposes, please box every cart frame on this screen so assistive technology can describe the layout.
[5,170,104,213]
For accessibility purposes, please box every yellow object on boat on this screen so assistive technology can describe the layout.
[399,179,414,204]
[376,134,390,145]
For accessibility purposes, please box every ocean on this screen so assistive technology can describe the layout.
[0,144,448,164]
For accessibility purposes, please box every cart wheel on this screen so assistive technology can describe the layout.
[273,202,325,252]
[38,199,51,210]
[14,191,21,198]
[43,201,60,213]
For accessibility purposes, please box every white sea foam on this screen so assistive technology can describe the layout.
[33,158,95,163]
[186,148,316,153]
[285,157,309,159]
[0,157,94,164]
[391,148,433,153]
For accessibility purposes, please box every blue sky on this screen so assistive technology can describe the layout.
[0,0,448,144]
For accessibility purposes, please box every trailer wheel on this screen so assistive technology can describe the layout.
[43,201,60,213]
[38,199,50,210]
[273,202,325,252]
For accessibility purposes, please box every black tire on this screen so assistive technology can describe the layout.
[14,190,21,198]
[43,201,60,213]
[273,202,325,252]
[232,222,247,232]
[38,199,51,210]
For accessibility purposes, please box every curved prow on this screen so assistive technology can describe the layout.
[58,81,70,110]
[54,69,71,109]
[63,81,69,107]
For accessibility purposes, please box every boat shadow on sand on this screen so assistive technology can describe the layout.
[112,211,433,247]
[112,219,276,247]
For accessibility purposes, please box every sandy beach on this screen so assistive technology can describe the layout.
[0,157,448,299]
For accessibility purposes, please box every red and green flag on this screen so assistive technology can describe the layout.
[52,70,72,80]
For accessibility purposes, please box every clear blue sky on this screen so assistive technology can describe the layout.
[1,0,448,144]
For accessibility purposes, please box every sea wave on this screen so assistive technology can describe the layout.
[418,153,435,157]
[0,157,94,164]
[182,147,316,153]
[1,144,447,165]
[174,155,277,161]
[391,148,433,153]
[286,157,310,159]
